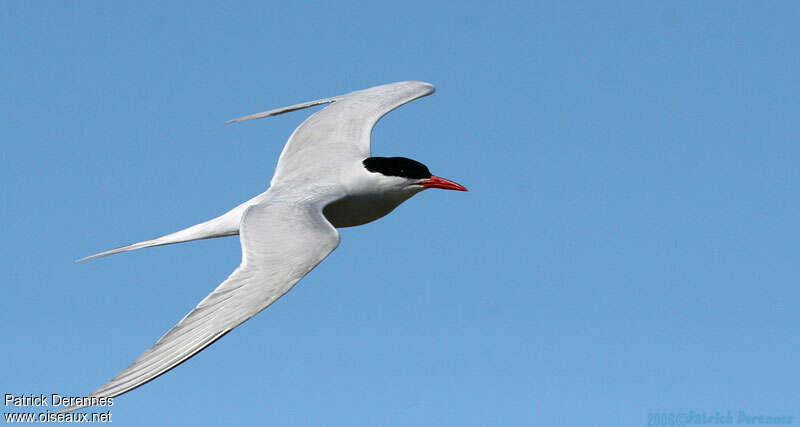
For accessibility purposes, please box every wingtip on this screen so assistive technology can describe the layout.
[412,80,435,90]
[55,399,94,414]
[55,405,82,414]
[394,80,435,94]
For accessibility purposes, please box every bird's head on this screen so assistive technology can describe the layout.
[362,157,468,194]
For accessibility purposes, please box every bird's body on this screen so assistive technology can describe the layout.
[64,81,466,412]
[322,163,424,227]
[324,189,417,227]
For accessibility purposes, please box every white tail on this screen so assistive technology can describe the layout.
[77,195,262,262]
[225,96,338,124]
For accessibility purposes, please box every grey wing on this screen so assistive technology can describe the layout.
[61,191,340,412]
[227,81,435,186]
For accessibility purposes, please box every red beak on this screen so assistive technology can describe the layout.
[419,175,468,191]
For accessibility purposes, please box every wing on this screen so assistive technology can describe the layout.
[227,81,435,187]
[61,189,341,412]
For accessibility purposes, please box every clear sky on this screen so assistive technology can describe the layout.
[2,1,799,425]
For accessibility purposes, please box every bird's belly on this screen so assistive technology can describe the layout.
[323,194,407,228]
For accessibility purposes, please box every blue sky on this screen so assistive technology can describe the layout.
[2,1,799,425]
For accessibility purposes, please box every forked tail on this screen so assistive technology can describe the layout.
[225,95,338,124]
[77,196,258,262]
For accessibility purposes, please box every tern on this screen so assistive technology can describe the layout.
[63,81,466,412]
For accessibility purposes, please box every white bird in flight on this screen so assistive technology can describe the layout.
[63,81,466,412]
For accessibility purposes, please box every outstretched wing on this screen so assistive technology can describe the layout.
[61,189,341,412]
[227,81,435,186]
